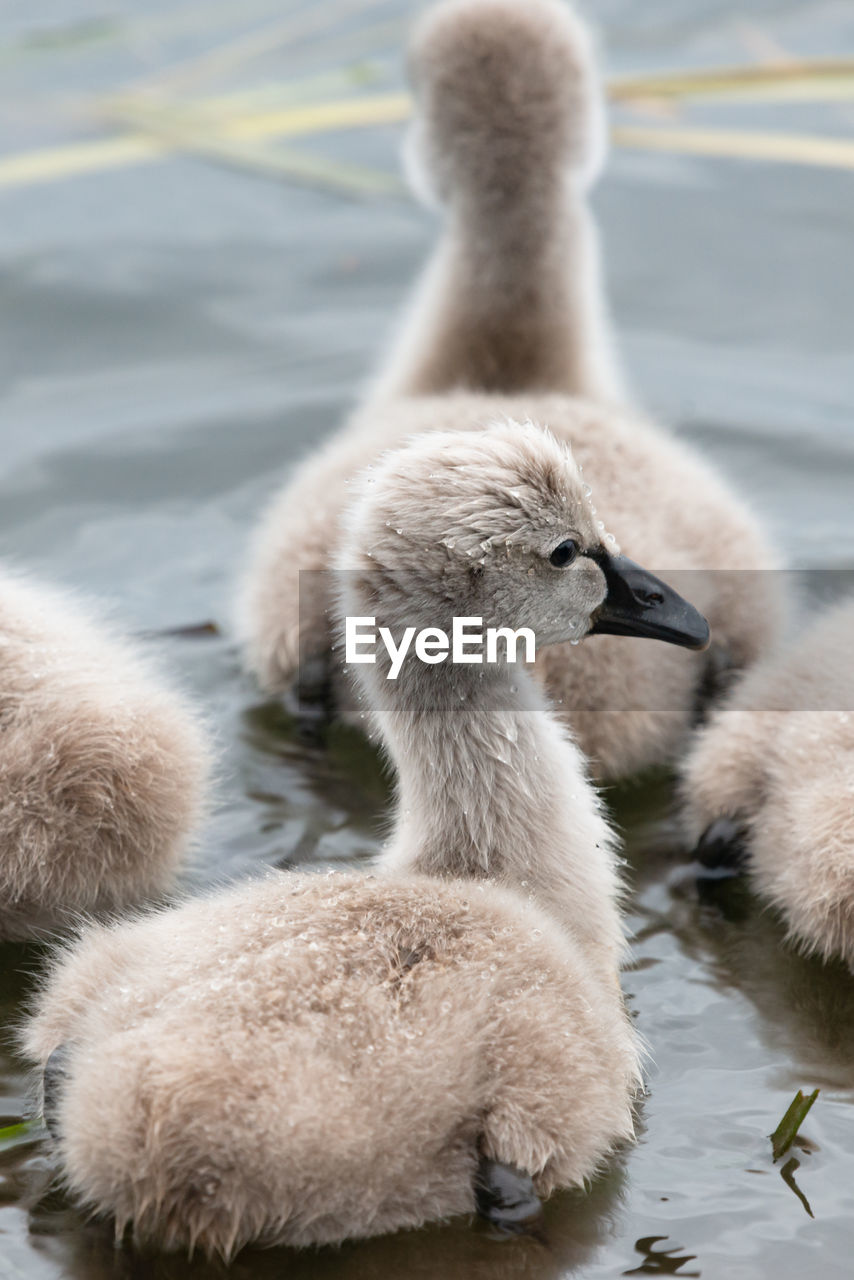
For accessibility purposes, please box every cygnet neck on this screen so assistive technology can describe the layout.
[367,648,625,973]
[376,177,625,405]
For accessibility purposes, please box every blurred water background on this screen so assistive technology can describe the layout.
[1,1,854,1276]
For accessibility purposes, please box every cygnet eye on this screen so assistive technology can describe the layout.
[549,539,579,568]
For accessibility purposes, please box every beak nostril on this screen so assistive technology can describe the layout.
[589,552,710,649]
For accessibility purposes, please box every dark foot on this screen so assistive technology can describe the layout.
[43,1044,71,1141]
[288,652,335,744]
[474,1157,544,1234]
[695,817,749,871]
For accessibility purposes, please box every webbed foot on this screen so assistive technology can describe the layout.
[43,1043,71,1141]
[286,652,334,744]
[474,1157,544,1234]
[695,817,748,871]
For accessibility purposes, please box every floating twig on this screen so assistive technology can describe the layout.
[613,125,854,173]
[102,94,408,195]
[610,58,854,104]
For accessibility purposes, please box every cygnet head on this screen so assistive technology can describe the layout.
[404,0,607,210]
[338,421,710,657]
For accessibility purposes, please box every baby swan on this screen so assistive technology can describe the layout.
[385,0,622,402]
[24,425,708,1259]
[239,0,779,779]
[0,569,210,939]
[681,597,854,967]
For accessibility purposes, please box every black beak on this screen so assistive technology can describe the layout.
[586,551,710,651]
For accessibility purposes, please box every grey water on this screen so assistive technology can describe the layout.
[2,1,854,1277]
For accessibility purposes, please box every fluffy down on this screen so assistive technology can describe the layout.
[391,0,618,402]
[0,570,210,938]
[23,871,640,1259]
[407,0,606,202]
[681,598,854,966]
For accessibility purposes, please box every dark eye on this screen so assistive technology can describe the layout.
[549,539,579,568]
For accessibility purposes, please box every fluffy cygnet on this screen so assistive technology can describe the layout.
[681,597,854,967]
[0,570,210,938]
[23,424,710,1257]
[238,0,780,779]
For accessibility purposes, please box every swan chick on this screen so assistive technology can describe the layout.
[0,570,210,938]
[681,597,854,966]
[24,425,709,1257]
[238,0,780,780]
[387,0,621,401]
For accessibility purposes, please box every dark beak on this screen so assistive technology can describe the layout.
[586,551,710,651]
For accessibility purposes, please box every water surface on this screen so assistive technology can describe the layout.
[2,2,854,1276]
